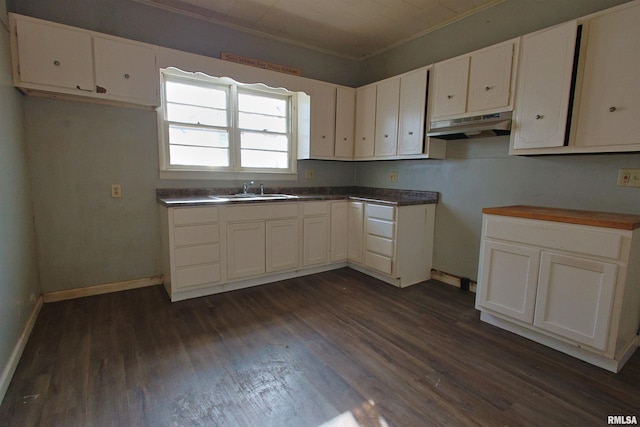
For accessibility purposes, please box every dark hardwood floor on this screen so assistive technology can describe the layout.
[1,268,639,426]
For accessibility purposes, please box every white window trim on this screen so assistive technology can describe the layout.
[157,67,299,180]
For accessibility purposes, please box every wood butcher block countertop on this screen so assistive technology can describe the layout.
[482,205,640,230]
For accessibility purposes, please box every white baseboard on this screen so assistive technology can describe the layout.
[43,275,164,303]
[0,295,43,404]
[431,269,477,293]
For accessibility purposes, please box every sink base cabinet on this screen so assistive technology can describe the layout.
[476,214,640,372]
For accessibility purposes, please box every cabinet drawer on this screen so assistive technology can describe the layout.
[365,251,392,275]
[175,263,221,289]
[303,201,329,216]
[175,244,220,267]
[366,235,394,257]
[223,203,298,221]
[173,206,219,225]
[366,218,395,239]
[367,204,395,221]
[174,224,219,247]
[484,216,623,260]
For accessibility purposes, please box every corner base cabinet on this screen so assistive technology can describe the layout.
[476,206,640,372]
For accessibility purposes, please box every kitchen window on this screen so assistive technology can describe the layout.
[158,68,298,178]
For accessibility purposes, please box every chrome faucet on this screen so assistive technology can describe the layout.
[260,183,264,195]
[242,181,254,194]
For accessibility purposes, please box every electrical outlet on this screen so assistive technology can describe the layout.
[111,184,122,198]
[388,171,398,183]
[617,169,640,188]
[305,169,315,180]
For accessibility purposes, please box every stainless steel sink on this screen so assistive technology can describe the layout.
[208,193,299,201]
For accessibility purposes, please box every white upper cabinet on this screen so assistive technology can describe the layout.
[334,87,356,159]
[510,21,578,151]
[398,68,428,155]
[374,76,400,157]
[14,18,94,92]
[431,39,517,120]
[571,1,640,150]
[309,82,337,158]
[354,84,377,159]
[93,37,158,105]
[432,56,469,119]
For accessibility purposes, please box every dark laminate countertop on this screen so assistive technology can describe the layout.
[483,205,640,230]
[157,186,439,207]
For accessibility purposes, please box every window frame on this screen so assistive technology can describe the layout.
[158,67,298,180]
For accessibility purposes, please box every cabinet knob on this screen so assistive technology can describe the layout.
[447,95,453,99]
[535,114,543,120]
[343,137,348,141]
[609,106,617,112]
[124,73,130,79]
[362,137,366,140]
[408,131,413,135]
[485,86,492,91]
[384,134,389,138]
[53,60,60,66]
[322,135,326,139]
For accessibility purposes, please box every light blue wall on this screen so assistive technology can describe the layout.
[0,13,41,400]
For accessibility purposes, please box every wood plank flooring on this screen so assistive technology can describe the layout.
[1,268,639,426]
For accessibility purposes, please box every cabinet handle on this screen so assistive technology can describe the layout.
[53,60,60,66]
[485,86,491,91]
[609,106,617,112]
[76,85,92,92]
[408,131,413,135]
[447,95,453,99]
[124,73,130,79]
[535,114,543,120]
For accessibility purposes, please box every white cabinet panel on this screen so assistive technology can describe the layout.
[227,221,265,279]
[309,82,336,158]
[477,240,540,323]
[511,21,578,150]
[266,219,299,273]
[534,252,617,350]
[15,18,94,91]
[173,224,219,247]
[354,85,376,158]
[175,244,220,267]
[94,37,158,104]
[432,56,469,119]
[303,216,329,266]
[374,77,400,157]
[347,202,364,263]
[398,68,428,155]
[467,43,514,113]
[173,206,219,225]
[330,202,348,262]
[334,87,355,159]
[175,264,221,290]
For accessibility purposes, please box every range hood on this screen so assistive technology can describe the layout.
[427,111,512,140]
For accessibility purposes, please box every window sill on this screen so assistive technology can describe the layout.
[159,170,299,181]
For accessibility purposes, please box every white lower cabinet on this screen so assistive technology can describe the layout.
[303,202,329,267]
[347,201,364,264]
[330,202,348,262]
[266,219,299,273]
[476,213,640,372]
[227,221,266,280]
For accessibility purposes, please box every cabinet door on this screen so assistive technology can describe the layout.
[398,68,427,155]
[266,219,299,273]
[330,202,348,262]
[309,83,336,158]
[467,43,514,113]
[512,21,577,150]
[16,19,94,91]
[354,85,376,158]
[573,3,640,147]
[534,252,617,350]
[227,222,265,279]
[93,37,158,104]
[431,56,469,119]
[334,87,355,159]
[374,77,400,157]
[476,240,540,323]
[347,202,364,263]
[303,216,329,266]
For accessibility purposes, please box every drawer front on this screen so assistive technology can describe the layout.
[303,201,329,216]
[174,224,219,247]
[223,203,298,221]
[366,235,394,257]
[365,251,392,275]
[175,244,220,267]
[173,206,219,225]
[175,263,221,289]
[484,216,623,260]
[366,218,395,239]
[367,204,395,221]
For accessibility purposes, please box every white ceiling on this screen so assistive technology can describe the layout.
[135,0,505,59]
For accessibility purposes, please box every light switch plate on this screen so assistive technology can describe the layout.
[617,169,640,188]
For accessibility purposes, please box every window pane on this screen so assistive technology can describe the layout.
[239,93,287,116]
[239,112,287,133]
[170,145,229,167]
[241,150,288,168]
[169,125,229,148]
[240,131,288,151]
[167,103,227,127]
[165,80,227,109]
